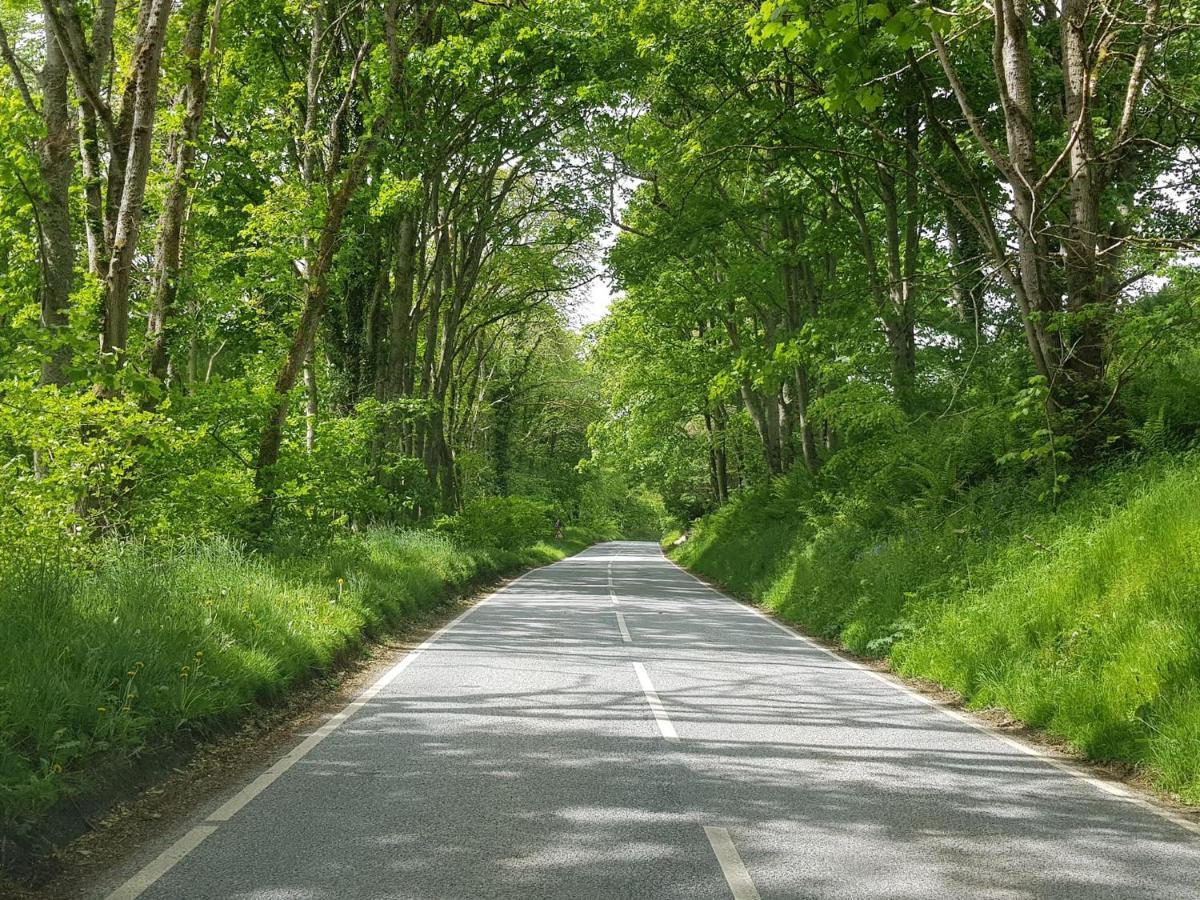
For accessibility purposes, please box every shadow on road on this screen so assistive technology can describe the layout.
[128,542,1200,900]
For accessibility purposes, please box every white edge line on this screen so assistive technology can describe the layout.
[633,661,679,741]
[615,610,633,643]
[103,557,567,900]
[205,591,491,823]
[703,826,763,900]
[661,548,1200,840]
[104,826,218,900]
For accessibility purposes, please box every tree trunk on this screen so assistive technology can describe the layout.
[704,411,719,502]
[80,0,117,275]
[100,0,173,361]
[996,0,1059,377]
[37,12,74,389]
[303,346,318,452]
[878,98,921,410]
[745,381,783,476]
[1059,0,1104,392]
[80,111,105,276]
[783,212,820,473]
[944,202,984,340]
[146,0,219,384]
[792,364,817,473]
[379,209,417,399]
[147,0,220,383]
[722,309,784,477]
[713,406,730,503]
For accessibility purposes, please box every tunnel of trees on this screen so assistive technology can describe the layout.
[3,0,1200,848]
[1,0,1196,538]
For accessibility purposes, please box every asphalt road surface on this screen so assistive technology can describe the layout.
[102,541,1200,900]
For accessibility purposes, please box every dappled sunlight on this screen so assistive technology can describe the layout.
[127,543,1200,900]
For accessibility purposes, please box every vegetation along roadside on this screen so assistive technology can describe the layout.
[0,518,616,871]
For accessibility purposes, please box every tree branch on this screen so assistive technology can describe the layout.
[0,19,37,115]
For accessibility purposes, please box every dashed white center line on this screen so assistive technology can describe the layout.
[633,661,678,741]
[615,610,632,642]
[607,560,619,604]
[704,826,762,900]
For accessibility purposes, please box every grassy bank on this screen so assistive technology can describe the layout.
[673,452,1200,804]
[0,525,593,845]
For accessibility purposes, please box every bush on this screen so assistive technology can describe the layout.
[435,495,553,551]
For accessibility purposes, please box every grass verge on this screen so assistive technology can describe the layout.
[0,526,593,851]
[673,452,1200,805]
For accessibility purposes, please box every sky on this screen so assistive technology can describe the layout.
[567,174,636,329]
[570,218,622,329]
[576,268,617,326]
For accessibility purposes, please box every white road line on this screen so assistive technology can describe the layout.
[633,661,678,741]
[615,610,632,643]
[704,826,762,900]
[104,826,218,900]
[607,560,619,605]
[104,564,547,900]
[661,549,1200,840]
[206,594,489,823]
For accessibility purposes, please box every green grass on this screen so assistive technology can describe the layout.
[675,452,1200,804]
[0,525,593,841]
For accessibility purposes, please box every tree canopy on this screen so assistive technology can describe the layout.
[0,0,651,550]
[589,0,1200,517]
[0,0,1197,543]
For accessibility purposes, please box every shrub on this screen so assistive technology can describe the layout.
[435,495,553,551]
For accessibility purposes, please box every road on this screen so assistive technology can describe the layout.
[103,541,1200,899]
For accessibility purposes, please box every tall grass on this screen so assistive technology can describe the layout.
[0,527,585,840]
[675,453,1200,804]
